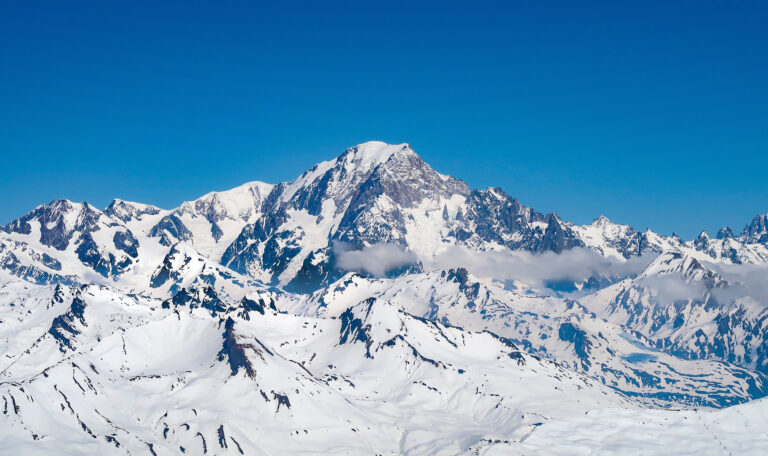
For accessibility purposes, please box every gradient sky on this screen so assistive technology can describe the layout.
[2,1,767,237]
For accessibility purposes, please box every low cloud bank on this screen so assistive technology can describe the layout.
[629,262,768,308]
[709,262,768,307]
[333,242,768,307]
[424,246,654,292]
[335,243,653,289]
[334,242,417,276]
[638,273,707,303]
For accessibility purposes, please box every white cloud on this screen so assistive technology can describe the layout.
[709,262,768,307]
[335,241,768,306]
[638,273,707,304]
[334,242,417,276]
[630,261,768,308]
[423,246,653,292]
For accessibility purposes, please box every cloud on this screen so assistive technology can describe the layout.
[638,273,707,304]
[629,261,768,308]
[334,242,417,276]
[708,262,768,308]
[422,246,654,292]
[333,241,768,307]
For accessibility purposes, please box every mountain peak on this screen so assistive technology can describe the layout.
[716,226,735,239]
[9,198,93,231]
[641,251,727,287]
[178,180,275,223]
[742,213,768,244]
[592,215,612,226]
[342,141,413,170]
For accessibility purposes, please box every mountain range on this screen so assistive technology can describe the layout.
[2,141,768,454]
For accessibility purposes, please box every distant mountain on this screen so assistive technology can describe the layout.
[5,141,766,293]
[582,251,768,376]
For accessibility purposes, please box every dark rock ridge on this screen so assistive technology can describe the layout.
[149,215,192,247]
[49,292,88,351]
[743,213,768,244]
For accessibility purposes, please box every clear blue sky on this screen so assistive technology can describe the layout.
[2,1,767,238]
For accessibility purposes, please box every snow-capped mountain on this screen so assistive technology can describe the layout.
[220,142,473,290]
[4,141,767,292]
[147,181,274,258]
[582,251,768,376]
[3,199,141,279]
[740,213,768,244]
[2,140,768,454]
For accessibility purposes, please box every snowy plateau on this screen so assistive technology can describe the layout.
[2,141,768,455]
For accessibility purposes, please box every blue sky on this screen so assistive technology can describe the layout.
[1,1,767,238]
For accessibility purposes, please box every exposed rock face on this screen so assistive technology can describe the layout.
[113,230,139,258]
[149,214,193,247]
[743,213,768,244]
[717,226,735,239]
[5,200,106,251]
[218,317,259,378]
[48,294,88,351]
[104,199,161,223]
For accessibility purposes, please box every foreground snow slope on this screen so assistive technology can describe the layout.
[499,398,768,455]
[0,281,625,455]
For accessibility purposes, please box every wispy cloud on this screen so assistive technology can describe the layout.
[708,262,768,308]
[334,242,417,276]
[637,273,707,303]
[629,261,768,308]
[334,241,768,307]
[423,246,654,292]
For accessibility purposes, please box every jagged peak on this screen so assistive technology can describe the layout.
[592,214,611,226]
[669,232,686,243]
[104,198,163,221]
[716,226,735,239]
[172,180,275,225]
[472,187,513,204]
[6,198,110,234]
[277,143,408,205]
[277,141,468,216]
[483,186,509,199]
[742,212,768,242]
[33,199,81,218]
[545,212,563,225]
[640,251,727,287]
[40,198,76,210]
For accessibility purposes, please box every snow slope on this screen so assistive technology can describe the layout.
[502,398,768,455]
[0,281,626,455]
